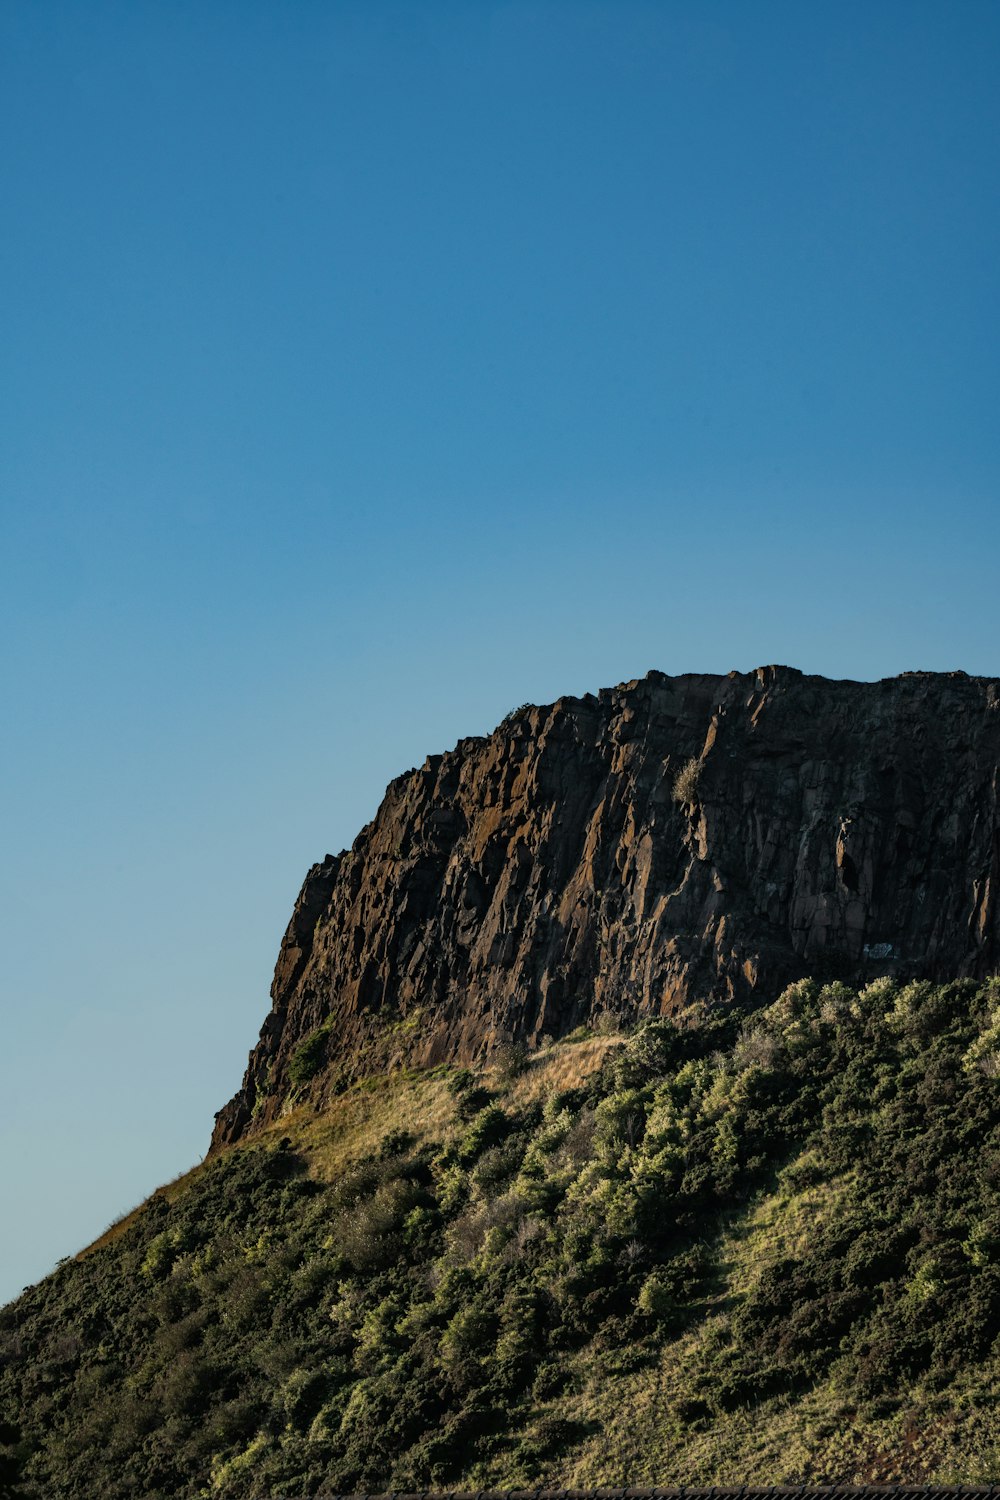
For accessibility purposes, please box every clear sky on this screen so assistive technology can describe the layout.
[1,0,998,1303]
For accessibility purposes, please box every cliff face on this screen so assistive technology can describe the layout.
[212,666,1000,1149]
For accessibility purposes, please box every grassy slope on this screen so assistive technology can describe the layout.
[4,983,1000,1497]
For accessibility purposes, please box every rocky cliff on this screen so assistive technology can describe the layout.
[212,666,1000,1149]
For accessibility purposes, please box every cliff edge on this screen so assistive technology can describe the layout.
[212,665,1000,1149]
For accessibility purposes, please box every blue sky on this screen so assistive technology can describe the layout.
[1,0,998,1302]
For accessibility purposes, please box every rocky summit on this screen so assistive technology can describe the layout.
[213,666,1000,1150]
[9,663,1000,1500]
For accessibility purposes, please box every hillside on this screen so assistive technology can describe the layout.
[212,666,1000,1149]
[5,664,1000,1499]
[5,977,1000,1496]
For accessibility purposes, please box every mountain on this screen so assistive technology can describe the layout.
[4,664,1000,1500]
[214,666,1000,1149]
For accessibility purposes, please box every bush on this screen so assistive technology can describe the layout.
[637,1271,676,1322]
[287,1027,330,1087]
[8,976,1000,1496]
[499,703,532,728]
[457,1104,510,1164]
[672,756,702,804]
[492,1040,529,1083]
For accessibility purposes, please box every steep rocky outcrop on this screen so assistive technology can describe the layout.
[212,666,1000,1149]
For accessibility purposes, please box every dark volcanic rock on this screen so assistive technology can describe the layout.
[212,666,1000,1149]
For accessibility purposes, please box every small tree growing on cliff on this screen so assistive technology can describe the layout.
[672,756,702,805]
[499,702,532,728]
[287,1026,330,1087]
[493,1039,529,1083]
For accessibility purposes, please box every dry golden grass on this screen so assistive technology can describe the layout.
[505,1034,623,1107]
[293,1069,459,1182]
[79,1034,617,1262]
[80,1068,461,1258]
[293,1031,622,1180]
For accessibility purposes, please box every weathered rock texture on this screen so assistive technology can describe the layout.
[212,666,1000,1149]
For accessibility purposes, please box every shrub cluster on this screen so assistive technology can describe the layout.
[671,756,701,804]
[4,978,1000,1495]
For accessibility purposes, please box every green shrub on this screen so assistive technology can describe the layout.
[281,1368,333,1431]
[637,1270,678,1323]
[457,1103,510,1164]
[8,976,1000,1496]
[499,703,532,728]
[492,1040,529,1083]
[288,1026,330,1087]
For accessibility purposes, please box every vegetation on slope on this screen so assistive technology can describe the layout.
[4,978,1000,1497]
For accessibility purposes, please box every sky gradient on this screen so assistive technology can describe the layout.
[2,0,998,1303]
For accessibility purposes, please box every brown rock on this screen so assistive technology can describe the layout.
[212,665,1000,1150]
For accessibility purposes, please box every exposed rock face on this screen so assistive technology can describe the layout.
[212,666,1000,1149]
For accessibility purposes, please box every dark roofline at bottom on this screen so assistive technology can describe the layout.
[315,1488,1000,1500]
